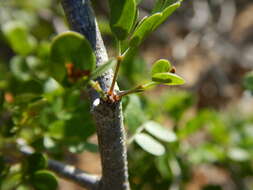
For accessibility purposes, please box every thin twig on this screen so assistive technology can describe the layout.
[18,140,100,190]
[47,159,99,190]
[109,56,123,95]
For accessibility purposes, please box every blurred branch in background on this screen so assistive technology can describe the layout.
[2,140,100,190]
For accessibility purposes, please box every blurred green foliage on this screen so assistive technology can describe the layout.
[0,0,253,190]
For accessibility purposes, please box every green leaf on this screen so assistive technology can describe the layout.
[152,72,185,85]
[0,156,8,179]
[129,13,162,47]
[124,95,147,134]
[134,133,165,156]
[162,90,194,121]
[153,2,181,30]
[2,21,37,55]
[48,120,65,139]
[25,153,47,173]
[152,0,179,13]
[188,143,225,164]
[152,0,166,13]
[135,0,144,4]
[178,110,213,138]
[90,59,117,80]
[151,59,172,75]
[144,121,177,142]
[109,0,136,40]
[50,31,95,84]
[1,172,22,190]
[31,170,58,190]
[155,155,172,179]
[10,56,31,81]
[243,71,253,92]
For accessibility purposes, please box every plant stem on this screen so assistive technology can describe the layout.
[109,56,122,95]
[117,40,121,56]
[118,82,157,98]
[61,1,130,189]
[89,80,107,100]
[118,85,144,98]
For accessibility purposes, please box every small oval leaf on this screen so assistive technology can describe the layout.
[152,72,185,85]
[134,133,165,156]
[50,31,95,85]
[2,21,37,55]
[109,0,136,40]
[151,59,172,75]
[31,170,58,190]
[144,121,177,142]
[153,2,181,30]
[129,13,162,47]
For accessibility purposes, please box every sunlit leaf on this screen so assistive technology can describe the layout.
[153,2,181,30]
[134,133,165,156]
[144,121,177,142]
[151,59,172,75]
[48,120,65,139]
[129,13,162,47]
[152,72,185,85]
[1,172,22,190]
[109,0,136,40]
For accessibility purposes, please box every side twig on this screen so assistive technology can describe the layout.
[18,141,100,190]
[2,141,100,190]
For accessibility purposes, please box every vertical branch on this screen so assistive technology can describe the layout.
[61,0,130,189]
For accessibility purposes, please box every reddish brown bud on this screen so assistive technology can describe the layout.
[170,66,176,73]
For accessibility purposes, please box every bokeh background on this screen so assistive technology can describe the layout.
[0,0,253,190]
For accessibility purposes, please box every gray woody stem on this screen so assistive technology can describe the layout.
[61,0,130,190]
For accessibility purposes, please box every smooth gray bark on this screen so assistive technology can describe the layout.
[61,0,130,189]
